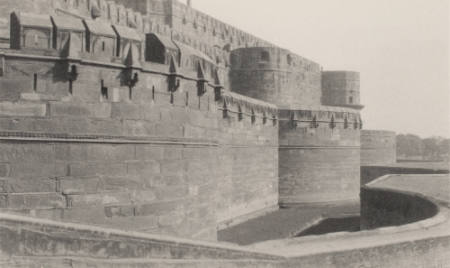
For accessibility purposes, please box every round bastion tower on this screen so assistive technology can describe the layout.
[229,47,323,109]
[321,71,364,109]
[230,47,363,207]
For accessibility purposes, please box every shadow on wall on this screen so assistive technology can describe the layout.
[360,187,439,230]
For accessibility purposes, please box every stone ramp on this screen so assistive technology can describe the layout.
[0,213,282,265]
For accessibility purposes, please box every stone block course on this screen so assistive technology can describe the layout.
[104,205,135,218]
[135,200,184,217]
[0,163,9,177]
[5,193,66,210]
[66,192,131,208]
[68,162,128,177]
[9,162,66,179]
[58,176,102,195]
[0,177,56,193]
[0,102,46,117]
[49,102,112,118]
[100,176,144,191]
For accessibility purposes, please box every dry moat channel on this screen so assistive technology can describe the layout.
[218,204,361,246]
[294,216,361,237]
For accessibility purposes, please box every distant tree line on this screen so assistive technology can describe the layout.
[396,134,450,161]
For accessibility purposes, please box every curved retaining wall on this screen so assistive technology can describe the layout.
[361,165,449,185]
[361,130,396,166]
[278,108,361,206]
[360,186,438,229]
[2,174,450,267]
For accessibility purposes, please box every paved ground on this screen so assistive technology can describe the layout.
[388,161,449,170]
[218,203,360,245]
[368,174,450,205]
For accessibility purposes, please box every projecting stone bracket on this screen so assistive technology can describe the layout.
[66,64,79,81]
[289,113,298,129]
[168,55,181,93]
[196,62,208,97]
[124,68,139,88]
[310,115,319,128]
[222,100,229,118]
[0,55,5,76]
[329,115,336,129]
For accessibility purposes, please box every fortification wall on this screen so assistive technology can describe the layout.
[0,0,147,43]
[361,130,396,166]
[0,47,279,241]
[230,47,322,109]
[278,108,362,206]
[216,92,279,226]
[169,0,273,49]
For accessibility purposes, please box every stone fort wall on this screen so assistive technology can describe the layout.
[0,47,279,241]
[230,47,322,109]
[0,0,364,241]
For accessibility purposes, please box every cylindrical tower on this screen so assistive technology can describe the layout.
[229,47,322,109]
[278,108,362,206]
[321,71,363,109]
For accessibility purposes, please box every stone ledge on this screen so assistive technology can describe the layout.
[0,131,219,146]
[0,213,282,260]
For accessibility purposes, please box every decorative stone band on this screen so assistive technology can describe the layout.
[0,131,219,147]
[0,51,208,82]
[279,145,360,150]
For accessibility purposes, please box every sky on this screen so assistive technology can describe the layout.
[185,0,449,138]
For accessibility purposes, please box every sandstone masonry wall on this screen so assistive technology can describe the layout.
[278,108,361,206]
[0,50,278,241]
[321,71,361,108]
[230,47,322,109]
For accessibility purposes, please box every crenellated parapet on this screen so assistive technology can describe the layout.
[278,107,362,132]
[220,91,278,128]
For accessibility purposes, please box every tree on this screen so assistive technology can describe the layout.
[396,134,423,159]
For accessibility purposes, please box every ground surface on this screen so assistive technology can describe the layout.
[368,174,450,205]
[218,203,360,245]
[388,161,449,170]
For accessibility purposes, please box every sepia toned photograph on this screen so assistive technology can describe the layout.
[0,0,448,267]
